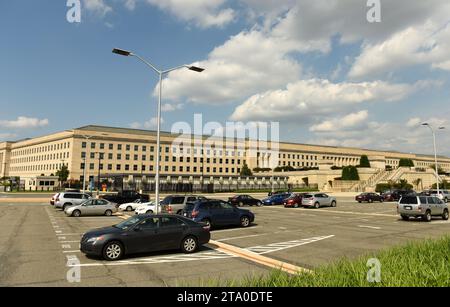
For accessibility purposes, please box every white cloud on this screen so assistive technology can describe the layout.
[310,110,369,132]
[161,103,184,112]
[146,0,235,28]
[124,0,137,10]
[349,21,450,78]
[130,117,164,129]
[0,117,49,129]
[155,30,301,105]
[230,79,415,122]
[83,0,113,16]
[308,116,450,155]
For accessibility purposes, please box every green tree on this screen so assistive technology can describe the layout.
[240,162,253,177]
[432,180,450,189]
[341,166,360,181]
[430,164,445,175]
[359,155,371,168]
[55,165,70,183]
[398,158,415,167]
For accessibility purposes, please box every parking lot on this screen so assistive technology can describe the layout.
[1,194,449,286]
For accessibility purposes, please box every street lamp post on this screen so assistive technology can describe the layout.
[112,48,204,213]
[81,135,93,193]
[422,123,446,196]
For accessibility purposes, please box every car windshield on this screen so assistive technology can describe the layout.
[114,216,144,230]
[133,199,142,203]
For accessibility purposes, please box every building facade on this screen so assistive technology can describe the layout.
[1,125,450,187]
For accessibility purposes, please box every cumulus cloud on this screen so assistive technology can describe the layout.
[349,21,450,78]
[146,0,235,28]
[310,110,369,132]
[0,117,49,129]
[130,117,165,129]
[161,103,184,112]
[154,30,301,105]
[230,79,415,122]
[83,0,113,16]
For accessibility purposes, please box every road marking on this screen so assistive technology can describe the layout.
[60,241,80,243]
[213,226,261,233]
[63,250,81,253]
[216,233,269,242]
[70,235,333,268]
[258,206,397,217]
[357,225,381,230]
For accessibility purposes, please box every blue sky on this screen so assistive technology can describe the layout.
[1,0,450,156]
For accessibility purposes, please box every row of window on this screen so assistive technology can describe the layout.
[11,142,71,157]
[81,142,246,157]
[80,163,241,174]
[10,163,67,173]
[10,152,70,165]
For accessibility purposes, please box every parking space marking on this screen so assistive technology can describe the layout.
[212,226,261,233]
[70,235,334,268]
[246,235,335,255]
[357,225,382,230]
[216,233,268,242]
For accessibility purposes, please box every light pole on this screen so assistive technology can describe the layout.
[81,135,93,193]
[112,48,204,213]
[422,123,445,196]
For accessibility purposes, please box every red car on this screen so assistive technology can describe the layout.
[284,193,305,208]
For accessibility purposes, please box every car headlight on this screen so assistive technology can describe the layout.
[86,236,103,244]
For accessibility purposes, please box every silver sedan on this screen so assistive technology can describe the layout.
[65,199,118,217]
[301,193,337,209]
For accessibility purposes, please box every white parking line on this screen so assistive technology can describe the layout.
[216,233,268,242]
[212,226,261,233]
[357,225,382,230]
[70,235,334,267]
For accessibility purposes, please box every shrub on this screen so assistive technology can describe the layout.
[398,158,415,167]
[359,155,371,168]
[341,166,360,181]
[240,162,253,177]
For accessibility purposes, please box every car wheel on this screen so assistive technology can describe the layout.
[181,236,198,254]
[239,202,243,207]
[401,215,409,221]
[126,206,133,212]
[105,210,112,216]
[240,216,251,227]
[146,210,154,214]
[442,209,449,221]
[176,210,183,215]
[103,241,124,261]
[294,203,299,208]
[271,202,275,206]
[72,210,81,217]
[368,199,373,203]
[331,201,337,207]
[423,210,432,222]
[314,202,320,209]
[256,201,262,207]
[358,201,362,203]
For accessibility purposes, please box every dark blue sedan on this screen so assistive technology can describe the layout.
[182,199,255,228]
[262,193,291,206]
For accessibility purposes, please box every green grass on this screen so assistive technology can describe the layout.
[199,236,450,287]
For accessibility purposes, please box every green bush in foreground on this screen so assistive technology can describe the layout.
[200,236,450,287]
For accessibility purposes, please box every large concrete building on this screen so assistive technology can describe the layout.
[1,125,449,191]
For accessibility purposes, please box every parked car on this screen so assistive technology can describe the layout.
[160,195,207,215]
[355,192,383,203]
[228,195,262,207]
[284,193,306,208]
[302,193,337,208]
[397,195,449,222]
[80,214,210,261]
[428,189,450,202]
[182,199,255,228]
[268,191,289,196]
[100,190,149,205]
[135,202,158,215]
[118,199,147,212]
[262,193,291,206]
[65,199,118,217]
[50,192,59,205]
[55,192,92,210]
[381,190,415,202]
